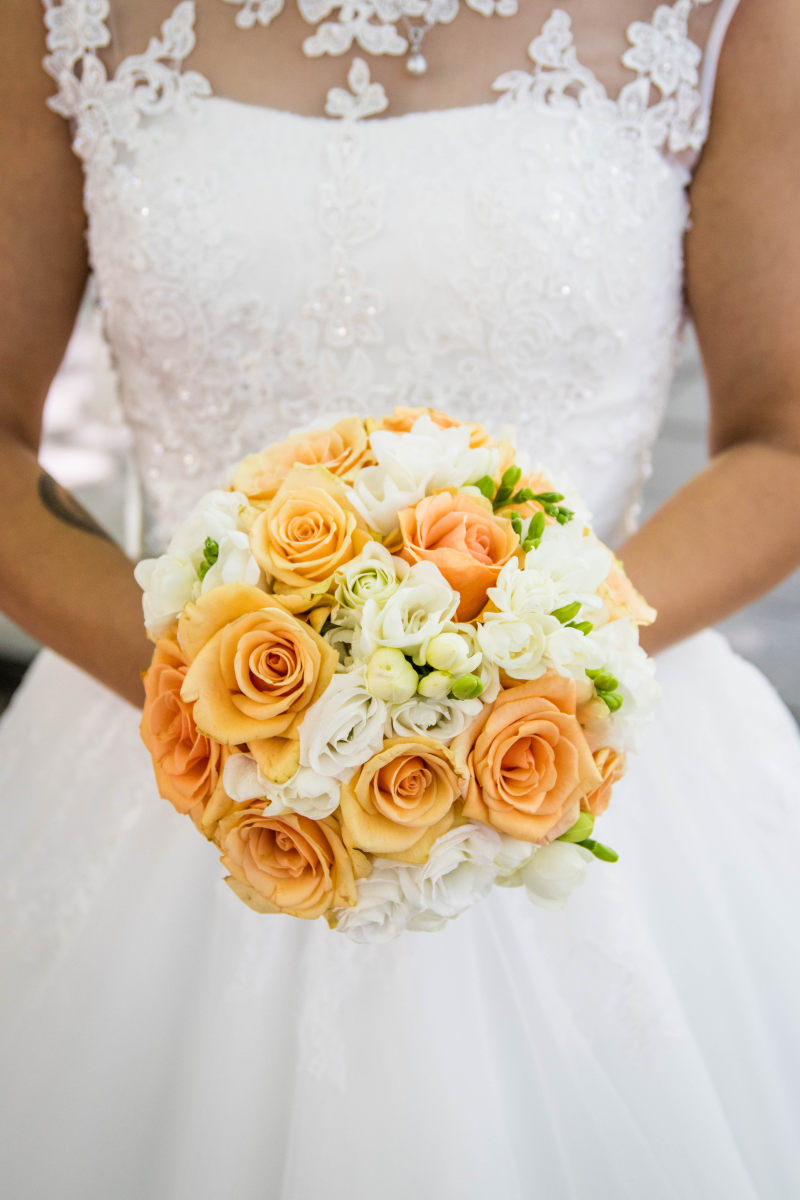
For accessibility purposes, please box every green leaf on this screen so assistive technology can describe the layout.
[566,621,593,635]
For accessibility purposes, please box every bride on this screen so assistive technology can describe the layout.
[1,1,799,1196]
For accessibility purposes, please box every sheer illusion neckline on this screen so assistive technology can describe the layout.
[70,0,716,130]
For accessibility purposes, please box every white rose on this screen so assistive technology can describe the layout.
[387,694,483,741]
[520,842,594,910]
[403,823,501,930]
[332,861,415,943]
[332,541,408,627]
[134,553,199,638]
[298,667,387,781]
[359,561,458,662]
[222,754,340,820]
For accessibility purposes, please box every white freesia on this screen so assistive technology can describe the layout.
[387,694,483,741]
[332,861,415,943]
[425,629,481,676]
[403,823,502,931]
[488,522,611,620]
[416,670,453,700]
[359,561,458,662]
[299,667,387,781]
[520,842,594,910]
[582,619,662,751]
[493,834,536,885]
[347,458,425,537]
[222,754,340,820]
[477,612,554,677]
[371,415,498,493]
[365,648,419,704]
[458,623,500,702]
[326,625,358,670]
[348,416,498,535]
[332,542,408,627]
[135,554,198,638]
[135,489,261,637]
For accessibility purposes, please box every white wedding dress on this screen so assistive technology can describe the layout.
[2,2,799,1196]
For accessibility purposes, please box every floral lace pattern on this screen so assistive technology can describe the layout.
[41,0,718,551]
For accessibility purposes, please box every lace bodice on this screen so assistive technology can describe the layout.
[42,0,739,552]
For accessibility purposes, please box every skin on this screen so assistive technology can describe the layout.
[0,1,797,708]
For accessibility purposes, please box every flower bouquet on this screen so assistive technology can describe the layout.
[136,409,659,942]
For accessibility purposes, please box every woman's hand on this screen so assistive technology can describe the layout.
[617,0,800,655]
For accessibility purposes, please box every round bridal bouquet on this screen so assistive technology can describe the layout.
[136,409,659,942]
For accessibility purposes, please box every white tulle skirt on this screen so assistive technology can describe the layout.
[1,629,798,1199]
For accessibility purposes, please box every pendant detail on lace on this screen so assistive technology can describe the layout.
[402,19,430,77]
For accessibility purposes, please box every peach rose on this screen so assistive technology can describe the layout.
[452,672,602,844]
[598,556,657,625]
[231,417,372,502]
[178,583,337,777]
[376,406,494,448]
[582,746,627,817]
[397,491,519,621]
[339,737,463,863]
[140,638,232,834]
[218,808,366,919]
[248,465,371,591]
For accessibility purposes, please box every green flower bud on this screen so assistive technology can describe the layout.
[450,673,483,701]
[602,691,624,713]
[417,670,453,700]
[578,838,619,863]
[366,648,419,704]
[474,475,496,501]
[566,621,593,636]
[426,632,471,674]
[558,812,596,843]
[203,537,219,564]
[493,464,522,508]
[551,600,582,624]
[586,668,620,693]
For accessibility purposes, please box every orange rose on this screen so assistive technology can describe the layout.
[178,582,337,780]
[376,406,494,448]
[248,465,371,591]
[231,417,372,502]
[397,491,519,621]
[582,747,627,817]
[598,556,657,625]
[217,808,366,919]
[452,672,602,844]
[339,737,463,863]
[140,638,231,834]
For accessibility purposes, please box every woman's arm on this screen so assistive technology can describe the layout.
[0,3,151,706]
[617,0,800,655]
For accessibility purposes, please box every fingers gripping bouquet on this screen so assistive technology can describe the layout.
[136,410,659,942]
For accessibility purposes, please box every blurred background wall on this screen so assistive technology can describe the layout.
[1,291,798,721]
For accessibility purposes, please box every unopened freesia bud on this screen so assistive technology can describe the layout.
[366,648,419,704]
[417,670,453,700]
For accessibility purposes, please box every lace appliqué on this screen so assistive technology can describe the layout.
[220,0,519,56]
[493,5,713,156]
[43,0,211,165]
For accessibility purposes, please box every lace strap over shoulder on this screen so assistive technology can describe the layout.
[493,0,724,164]
[41,0,210,162]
